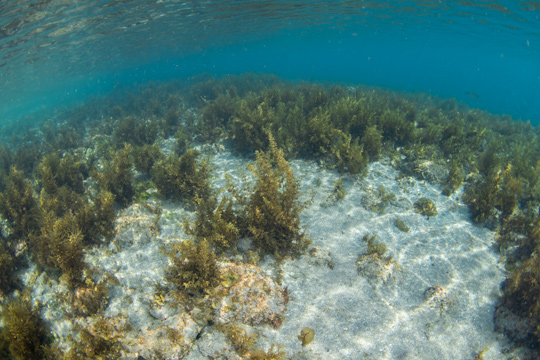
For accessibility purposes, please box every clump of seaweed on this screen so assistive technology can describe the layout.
[165,239,221,295]
[360,125,383,160]
[463,164,520,223]
[361,185,396,214]
[0,296,51,360]
[32,211,86,288]
[113,116,157,147]
[248,344,287,360]
[186,193,240,253]
[331,131,368,175]
[152,149,211,204]
[70,277,110,317]
[71,318,125,359]
[395,218,410,232]
[131,143,163,176]
[36,152,87,195]
[219,322,256,357]
[0,241,20,296]
[357,234,399,282]
[229,133,311,258]
[330,178,346,202]
[364,233,387,257]
[75,190,116,245]
[444,161,465,195]
[229,98,280,155]
[503,254,540,342]
[298,327,315,347]
[414,197,438,218]
[0,167,41,240]
[96,145,135,206]
[198,91,238,142]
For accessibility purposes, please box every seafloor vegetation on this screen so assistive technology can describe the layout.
[0,73,540,358]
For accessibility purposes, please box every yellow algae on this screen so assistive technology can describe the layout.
[298,327,315,347]
[221,270,242,288]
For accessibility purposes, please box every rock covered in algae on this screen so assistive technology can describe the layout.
[113,201,161,247]
[395,218,410,232]
[215,262,288,328]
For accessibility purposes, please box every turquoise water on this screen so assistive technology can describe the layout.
[1,1,539,124]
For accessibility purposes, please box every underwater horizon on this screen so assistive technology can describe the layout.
[1,1,539,125]
[2,2,540,360]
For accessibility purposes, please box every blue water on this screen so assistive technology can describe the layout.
[1,1,539,125]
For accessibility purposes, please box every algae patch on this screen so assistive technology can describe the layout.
[298,327,315,347]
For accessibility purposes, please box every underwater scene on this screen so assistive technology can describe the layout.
[1,1,540,359]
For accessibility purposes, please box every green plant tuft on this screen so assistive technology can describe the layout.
[166,239,221,294]
[0,296,51,360]
[0,167,41,241]
[96,145,135,206]
[152,149,211,204]
[229,133,312,258]
[414,197,438,218]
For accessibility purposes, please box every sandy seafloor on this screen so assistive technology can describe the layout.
[22,139,523,360]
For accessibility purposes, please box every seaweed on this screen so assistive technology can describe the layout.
[414,197,438,218]
[298,327,315,347]
[0,241,20,296]
[362,185,396,213]
[72,318,124,359]
[330,131,368,175]
[395,218,410,232]
[151,149,211,204]
[504,254,540,343]
[219,323,256,356]
[0,296,51,360]
[32,211,86,288]
[229,133,311,258]
[229,98,280,155]
[175,127,191,156]
[357,234,399,282]
[74,190,116,245]
[363,234,387,257]
[131,143,163,176]
[96,145,134,206]
[360,124,383,160]
[330,179,346,202]
[305,112,340,158]
[248,345,287,360]
[198,91,238,142]
[444,161,465,194]
[36,153,87,195]
[165,239,221,294]
[113,116,157,147]
[379,108,417,146]
[462,164,519,223]
[163,106,180,137]
[0,167,41,240]
[499,165,522,219]
[186,193,240,253]
[70,278,110,317]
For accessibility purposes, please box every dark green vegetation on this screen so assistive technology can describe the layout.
[152,149,211,204]
[1,73,540,351]
[363,234,387,258]
[228,134,312,258]
[0,296,52,360]
[165,239,221,294]
[414,197,438,218]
